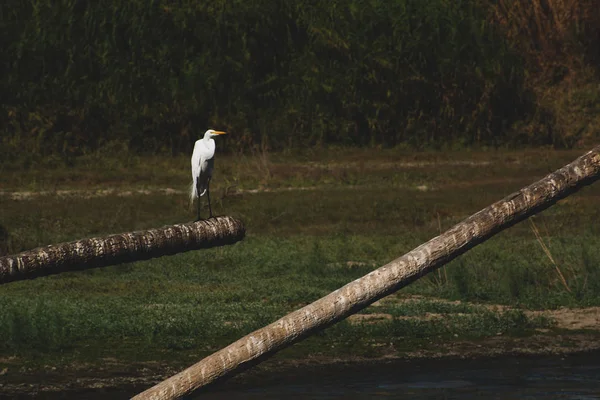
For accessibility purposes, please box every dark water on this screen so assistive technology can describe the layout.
[3,352,600,399]
[199,352,600,400]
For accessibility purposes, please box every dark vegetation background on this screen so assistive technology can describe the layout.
[1,0,599,164]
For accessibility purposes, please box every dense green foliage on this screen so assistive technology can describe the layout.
[1,0,533,161]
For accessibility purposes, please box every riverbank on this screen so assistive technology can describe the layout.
[1,148,600,396]
[2,327,600,398]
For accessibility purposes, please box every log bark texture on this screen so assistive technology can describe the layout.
[0,216,245,284]
[133,146,600,400]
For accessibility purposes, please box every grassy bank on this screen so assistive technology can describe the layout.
[1,148,600,390]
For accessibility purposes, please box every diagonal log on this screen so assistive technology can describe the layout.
[133,145,600,400]
[0,216,245,285]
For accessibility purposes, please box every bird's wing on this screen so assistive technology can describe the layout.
[192,140,216,197]
[190,144,199,200]
[191,142,202,182]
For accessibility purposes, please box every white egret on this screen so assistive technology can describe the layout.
[190,129,227,220]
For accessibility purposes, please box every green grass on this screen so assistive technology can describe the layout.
[0,148,599,371]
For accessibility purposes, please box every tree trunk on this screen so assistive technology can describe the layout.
[133,146,600,400]
[0,216,245,285]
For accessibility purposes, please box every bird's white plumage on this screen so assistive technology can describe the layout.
[190,129,224,203]
[190,138,215,199]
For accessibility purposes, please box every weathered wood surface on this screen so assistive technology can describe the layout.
[133,146,600,400]
[0,216,245,284]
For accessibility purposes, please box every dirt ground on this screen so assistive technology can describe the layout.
[348,295,600,332]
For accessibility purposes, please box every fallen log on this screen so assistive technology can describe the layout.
[0,216,245,284]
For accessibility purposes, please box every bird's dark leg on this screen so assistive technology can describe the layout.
[195,182,202,221]
[207,179,213,218]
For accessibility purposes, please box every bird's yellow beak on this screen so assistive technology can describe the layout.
[214,131,226,135]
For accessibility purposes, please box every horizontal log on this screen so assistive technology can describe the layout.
[133,145,600,400]
[0,216,245,284]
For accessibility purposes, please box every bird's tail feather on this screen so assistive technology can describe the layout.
[189,181,197,211]
[189,180,207,210]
